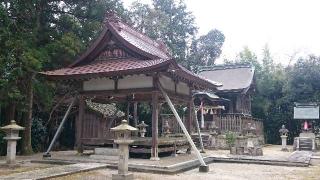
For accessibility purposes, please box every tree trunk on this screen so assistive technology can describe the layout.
[21,73,35,155]
[5,102,16,124]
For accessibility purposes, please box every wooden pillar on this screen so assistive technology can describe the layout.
[187,99,194,154]
[76,96,84,153]
[133,102,138,127]
[127,101,130,122]
[133,102,138,136]
[150,91,160,160]
[187,99,193,133]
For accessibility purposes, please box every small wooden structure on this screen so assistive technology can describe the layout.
[197,64,263,136]
[41,13,220,159]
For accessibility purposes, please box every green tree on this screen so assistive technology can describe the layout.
[0,0,126,154]
[189,29,225,66]
[130,0,198,64]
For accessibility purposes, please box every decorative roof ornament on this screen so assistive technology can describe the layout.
[85,99,125,118]
[104,11,120,24]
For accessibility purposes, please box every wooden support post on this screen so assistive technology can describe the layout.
[187,100,193,133]
[150,91,160,161]
[43,98,76,157]
[127,101,130,122]
[186,99,193,154]
[133,102,138,136]
[76,96,84,153]
[158,84,208,171]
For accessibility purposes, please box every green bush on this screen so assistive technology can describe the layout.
[225,131,236,148]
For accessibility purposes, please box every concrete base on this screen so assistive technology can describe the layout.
[43,153,51,158]
[171,153,178,157]
[199,165,209,172]
[90,155,118,161]
[112,173,134,180]
[150,157,160,161]
[281,148,289,152]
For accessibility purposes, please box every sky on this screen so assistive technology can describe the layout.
[123,0,320,65]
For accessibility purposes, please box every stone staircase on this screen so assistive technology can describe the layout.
[299,138,313,151]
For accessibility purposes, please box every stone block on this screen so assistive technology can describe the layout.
[199,165,209,172]
[112,173,134,180]
[255,147,263,156]
[236,147,244,155]
[94,148,118,156]
[300,133,315,138]
[230,147,236,155]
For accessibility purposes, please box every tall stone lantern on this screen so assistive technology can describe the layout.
[279,124,289,151]
[111,120,138,180]
[0,120,25,165]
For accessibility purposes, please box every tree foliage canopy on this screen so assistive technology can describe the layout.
[235,46,320,144]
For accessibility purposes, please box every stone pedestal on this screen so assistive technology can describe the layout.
[113,140,135,180]
[6,139,17,164]
[117,144,131,177]
[281,135,288,151]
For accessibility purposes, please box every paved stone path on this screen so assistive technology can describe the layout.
[287,151,313,163]
[0,163,107,180]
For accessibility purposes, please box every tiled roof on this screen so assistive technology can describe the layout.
[69,13,171,67]
[176,64,222,87]
[41,58,170,79]
[198,64,254,92]
[40,13,220,90]
[108,20,170,60]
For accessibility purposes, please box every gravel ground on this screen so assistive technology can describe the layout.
[0,162,56,176]
[50,163,320,180]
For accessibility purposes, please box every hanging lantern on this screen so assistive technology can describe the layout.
[210,109,214,115]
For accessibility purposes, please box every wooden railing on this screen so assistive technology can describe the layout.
[160,113,264,136]
[216,113,264,135]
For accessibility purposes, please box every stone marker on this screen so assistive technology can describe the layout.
[0,120,25,165]
[111,120,138,180]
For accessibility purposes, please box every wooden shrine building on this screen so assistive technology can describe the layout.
[41,13,220,159]
[196,64,264,136]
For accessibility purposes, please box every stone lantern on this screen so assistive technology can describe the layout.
[208,121,219,136]
[163,120,171,137]
[111,120,138,180]
[137,121,148,138]
[279,124,289,151]
[0,120,25,165]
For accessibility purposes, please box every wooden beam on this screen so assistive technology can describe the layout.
[151,91,160,160]
[80,88,156,97]
[127,101,130,121]
[76,96,85,153]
